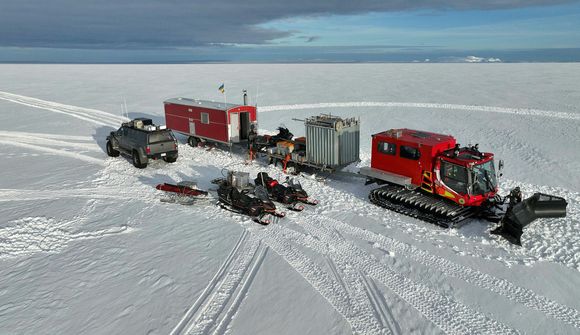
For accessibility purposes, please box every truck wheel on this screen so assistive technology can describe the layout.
[188,136,199,147]
[163,155,177,163]
[132,150,147,169]
[106,140,120,157]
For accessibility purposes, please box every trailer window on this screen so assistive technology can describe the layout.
[378,142,396,155]
[201,112,209,124]
[400,145,420,160]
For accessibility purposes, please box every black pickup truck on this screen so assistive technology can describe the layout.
[106,118,178,168]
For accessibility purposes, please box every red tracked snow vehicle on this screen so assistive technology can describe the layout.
[360,129,567,245]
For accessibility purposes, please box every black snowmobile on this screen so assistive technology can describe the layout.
[253,127,294,150]
[254,172,318,211]
[212,173,285,225]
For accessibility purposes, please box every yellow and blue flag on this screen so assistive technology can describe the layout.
[218,83,225,93]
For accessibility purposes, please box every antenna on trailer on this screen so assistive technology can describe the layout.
[123,96,129,119]
[255,82,259,107]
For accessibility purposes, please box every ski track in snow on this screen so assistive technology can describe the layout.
[259,102,580,121]
[358,273,402,335]
[0,91,127,127]
[169,231,250,335]
[173,232,268,335]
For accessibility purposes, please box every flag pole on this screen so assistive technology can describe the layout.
[223,82,227,107]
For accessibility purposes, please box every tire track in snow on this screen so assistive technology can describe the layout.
[0,131,93,142]
[181,234,265,335]
[259,102,580,121]
[172,199,389,335]
[0,91,127,126]
[212,245,269,335]
[289,215,518,335]
[0,139,104,165]
[359,272,402,335]
[170,230,249,335]
[0,131,101,152]
[0,188,146,202]
[322,256,401,335]
[243,223,386,335]
[318,214,580,330]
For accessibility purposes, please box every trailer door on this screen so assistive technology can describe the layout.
[230,112,240,143]
[240,112,250,140]
[189,121,196,136]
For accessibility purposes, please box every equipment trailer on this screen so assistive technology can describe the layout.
[257,114,360,173]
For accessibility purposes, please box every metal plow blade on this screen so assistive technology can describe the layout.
[491,193,568,245]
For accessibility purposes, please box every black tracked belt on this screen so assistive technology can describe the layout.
[369,184,476,228]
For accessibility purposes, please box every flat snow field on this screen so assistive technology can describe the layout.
[0,63,579,335]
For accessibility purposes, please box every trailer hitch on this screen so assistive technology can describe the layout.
[491,187,568,245]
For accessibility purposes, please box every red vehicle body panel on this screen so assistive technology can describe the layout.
[164,98,257,144]
[371,129,456,185]
[370,128,498,207]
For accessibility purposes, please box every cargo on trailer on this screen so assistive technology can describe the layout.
[262,114,360,172]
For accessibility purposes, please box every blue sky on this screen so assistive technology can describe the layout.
[0,1,579,63]
[263,5,580,50]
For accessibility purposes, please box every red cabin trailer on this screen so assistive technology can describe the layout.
[164,97,257,146]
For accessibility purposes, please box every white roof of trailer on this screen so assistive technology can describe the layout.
[164,97,241,111]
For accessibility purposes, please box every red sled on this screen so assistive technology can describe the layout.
[155,183,208,197]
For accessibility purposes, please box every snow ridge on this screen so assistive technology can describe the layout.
[0,91,127,127]
[259,102,580,121]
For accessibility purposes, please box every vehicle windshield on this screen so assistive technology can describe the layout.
[471,160,497,195]
[440,161,469,195]
[286,178,302,190]
[254,186,270,201]
[149,131,174,144]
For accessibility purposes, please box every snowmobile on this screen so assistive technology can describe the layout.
[156,181,209,205]
[253,126,294,151]
[213,171,285,225]
[254,172,318,211]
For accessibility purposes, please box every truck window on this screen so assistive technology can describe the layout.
[400,145,420,160]
[201,112,209,124]
[378,142,396,155]
[149,131,174,143]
